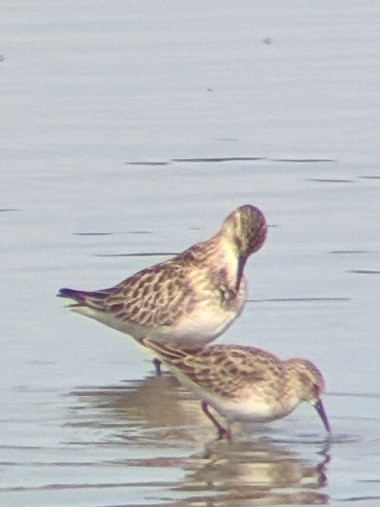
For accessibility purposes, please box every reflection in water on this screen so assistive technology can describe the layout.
[307,178,354,183]
[126,157,335,165]
[67,375,330,505]
[248,297,350,303]
[96,251,179,258]
[349,269,380,275]
[178,441,329,506]
[68,374,208,445]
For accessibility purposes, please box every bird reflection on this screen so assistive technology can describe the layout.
[180,440,330,505]
[67,373,330,505]
[68,373,209,445]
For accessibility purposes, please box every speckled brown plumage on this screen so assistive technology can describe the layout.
[58,205,268,356]
[143,339,331,439]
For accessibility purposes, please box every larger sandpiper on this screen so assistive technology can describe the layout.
[58,205,267,372]
[143,339,331,439]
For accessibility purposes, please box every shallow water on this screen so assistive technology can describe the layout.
[1,1,380,506]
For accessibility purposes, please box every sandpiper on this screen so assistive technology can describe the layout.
[143,339,331,439]
[58,205,267,372]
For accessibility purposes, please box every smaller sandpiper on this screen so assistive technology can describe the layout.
[143,339,331,440]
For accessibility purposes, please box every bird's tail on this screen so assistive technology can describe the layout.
[57,287,111,305]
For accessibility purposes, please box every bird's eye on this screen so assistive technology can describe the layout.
[312,383,320,397]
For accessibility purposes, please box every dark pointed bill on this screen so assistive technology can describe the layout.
[235,255,246,292]
[314,399,331,432]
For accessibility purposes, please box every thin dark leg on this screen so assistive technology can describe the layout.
[153,358,162,376]
[201,400,231,441]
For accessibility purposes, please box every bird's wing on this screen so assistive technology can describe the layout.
[145,341,278,398]
[84,261,196,327]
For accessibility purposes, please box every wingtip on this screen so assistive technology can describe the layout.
[57,287,71,298]
[57,287,85,303]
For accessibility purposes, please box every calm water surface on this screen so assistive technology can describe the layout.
[1,2,380,506]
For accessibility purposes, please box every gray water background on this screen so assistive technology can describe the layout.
[1,1,380,505]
